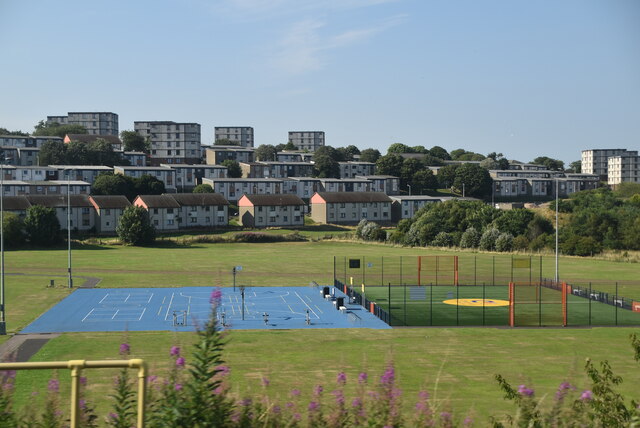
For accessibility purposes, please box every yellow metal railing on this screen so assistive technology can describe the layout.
[0,359,147,428]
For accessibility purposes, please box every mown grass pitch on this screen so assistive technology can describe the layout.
[3,239,639,422]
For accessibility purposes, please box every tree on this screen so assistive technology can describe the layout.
[66,140,90,165]
[136,174,166,195]
[460,227,481,248]
[567,160,582,173]
[400,158,424,187]
[276,141,298,151]
[313,153,340,178]
[533,156,565,171]
[2,212,25,248]
[254,144,278,161]
[359,148,381,163]
[221,160,242,178]
[431,231,454,247]
[485,152,510,169]
[38,140,67,165]
[193,184,214,193]
[24,205,60,246]
[495,232,514,252]
[33,120,87,138]
[479,228,500,251]
[0,127,28,136]
[429,146,451,160]
[121,131,149,153]
[87,138,123,166]
[92,173,138,201]
[492,209,534,237]
[437,164,459,189]
[452,164,492,198]
[375,154,404,177]
[117,206,156,246]
[411,169,438,194]
[450,149,485,161]
[387,143,413,154]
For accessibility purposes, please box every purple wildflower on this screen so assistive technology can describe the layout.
[272,405,281,414]
[174,383,183,391]
[293,413,301,421]
[441,411,452,420]
[79,376,87,386]
[261,377,270,387]
[415,402,426,411]
[108,412,118,420]
[291,388,301,397]
[48,379,60,393]
[210,288,222,305]
[464,416,474,426]
[285,401,295,409]
[241,398,252,407]
[555,382,573,400]
[332,390,345,405]
[336,371,347,385]
[119,343,130,355]
[358,372,368,384]
[3,370,16,379]
[518,384,534,397]
[313,384,323,396]
[79,399,86,409]
[2,383,13,391]
[175,357,186,367]
[308,401,319,412]
[216,365,230,376]
[418,390,430,400]
[170,346,181,357]
[380,364,395,386]
[352,397,362,408]
[147,375,158,383]
[580,390,592,401]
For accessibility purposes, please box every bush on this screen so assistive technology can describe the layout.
[561,235,603,256]
[231,232,306,243]
[2,212,25,248]
[355,219,369,239]
[495,232,514,252]
[431,231,454,247]
[459,226,480,248]
[24,205,60,246]
[192,184,214,193]
[116,206,156,246]
[360,222,386,241]
[512,235,530,251]
[479,228,500,251]
[529,232,553,251]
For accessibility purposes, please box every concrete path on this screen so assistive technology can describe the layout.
[0,333,60,362]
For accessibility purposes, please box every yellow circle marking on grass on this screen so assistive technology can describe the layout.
[443,298,509,307]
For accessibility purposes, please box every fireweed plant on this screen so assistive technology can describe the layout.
[1,293,639,427]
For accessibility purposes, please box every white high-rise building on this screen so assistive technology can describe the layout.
[214,127,254,147]
[46,112,119,136]
[608,151,640,186]
[134,121,201,165]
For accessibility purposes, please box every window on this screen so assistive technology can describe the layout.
[258,206,263,212]
[153,209,159,214]
[82,219,90,226]
[269,217,276,223]
[217,216,224,222]
[105,209,111,215]
[217,205,223,211]
[340,202,345,208]
[167,208,174,214]
[352,212,356,218]
[340,213,345,218]
[270,206,275,211]
[154,219,159,225]
[362,212,367,218]
[106,221,110,227]
[373,212,378,218]
[330,213,334,218]
[190,217,197,223]
[283,216,288,222]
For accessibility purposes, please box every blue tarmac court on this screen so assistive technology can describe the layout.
[21,286,391,333]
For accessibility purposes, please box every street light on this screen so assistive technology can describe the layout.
[407,184,411,196]
[555,178,559,283]
[66,169,73,288]
[0,153,11,335]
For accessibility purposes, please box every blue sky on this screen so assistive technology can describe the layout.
[1,0,638,164]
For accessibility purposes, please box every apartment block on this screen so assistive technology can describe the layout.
[160,164,227,191]
[133,195,181,231]
[27,195,95,231]
[204,146,254,165]
[356,175,400,195]
[581,149,629,180]
[201,177,283,202]
[134,121,201,165]
[168,193,229,228]
[214,127,254,147]
[288,131,325,152]
[310,192,392,224]
[608,152,640,186]
[0,135,62,148]
[339,161,375,178]
[276,151,314,163]
[89,195,131,234]
[64,134,123,151]
[390,196,442,221]
[238,194,305,228]
[47,112,119,136]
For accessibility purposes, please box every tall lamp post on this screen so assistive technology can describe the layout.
[407,184,411,196]
[0,153,10,335]
[555,178,559,283]
[66,169,73,288]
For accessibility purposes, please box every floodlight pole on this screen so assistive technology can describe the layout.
[67,170,73,288]
[240,286,245,321]
[555,178,559,283]
[232,267,236,292]
[0,157,6,335]
[407,184,411,196]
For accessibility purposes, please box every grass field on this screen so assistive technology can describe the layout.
[2,239,640,423]
[11,328,640,423]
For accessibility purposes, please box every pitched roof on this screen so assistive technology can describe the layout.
[2,196,31,210]
[89,195,132,209]
[26,194,93,208]
[65,134,122,146]
[241,194,306,206]
[167,193,229,206]
[135,194,180,208]
[314,192,392,203]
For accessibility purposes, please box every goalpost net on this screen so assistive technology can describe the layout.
[417,256,459,286]
[509,282,567,327]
